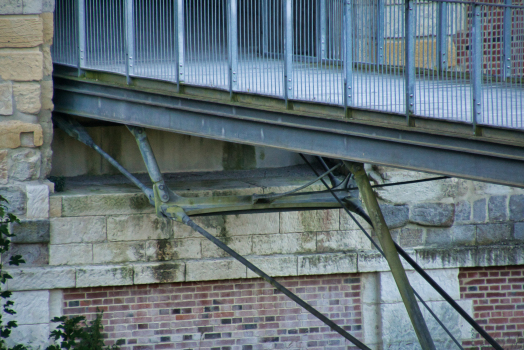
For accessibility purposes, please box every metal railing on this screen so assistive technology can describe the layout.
[52,0,524,130]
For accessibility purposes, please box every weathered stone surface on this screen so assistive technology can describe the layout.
[9,219,49,243]
[477,246,520,267]
[2,290,49,324]
[515,223,524,241]
[146,238,201,260]
[381,204,409,229]
[0,151,7,184]
[252,232,315,255]
[201,235,250,258]
[6,266,75,290]
[6,324,49,349]
[452,225,476,246]
[49,195,61,217]
[61,192,155,217]
[40,79,53,110]
[186,258,246,281]
[0,16,43,48]
[472,198,486,223]
[425,228,452,246]
[246,255,297,278]
[0,82,13,115]
[134,262,185,284]
[49,244,93,265]
[26,184,48,218]
[410,203,454,227]
[13,82,41,114]
[2,243,48,265]
[0,1,23,14]
[476,223,513,245]
[0,186,26,215]
[358,250,415,272]
[416,247,477,269]
[76,265,134,287]
[41,12,52,44]
[107,214,172,241]
[0,49,43,81]
[42,0,54,12]
[194,213,279,237]
[455,200,471,224]
[488,195,507,222]
[0,120,43,148]
[399,227,424,247]
[93,242,145,264]
[42,44,52,76]
[298,252,357,275]
[510,195,524,222]
[339,209,373,232]
[49,289,62,321]
[362,303,381,348]
[9,148,41,181]
[317,230,370,252]
[280,210,339,233]
[50,216,106,244]
[23,0,42,14]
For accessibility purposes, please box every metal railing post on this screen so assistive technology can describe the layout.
[77,0,86,77]
[262,0,269,56]
[228,0,239,95]
[284,0,293,106]
[344,0,353,110]
[376,0,384,65]
[503,0,512,80]
[437,2,448,72]
[125,0,134,85]
[405,0,416,123]
[318,0,327,61]
[471,4,483,130]
[176,0,185,90]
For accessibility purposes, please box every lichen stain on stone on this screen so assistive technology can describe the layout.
[217,216,232,246]
[152,263,180,283]
[222,142,256,171]
[152,216,173,236]
[154,240,179,261]
[129,195,151,210]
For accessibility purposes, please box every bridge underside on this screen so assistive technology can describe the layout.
[53,67,524,188]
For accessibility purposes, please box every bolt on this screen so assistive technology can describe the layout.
[162,195,169,200]
[233,79,237,82]
[410,94,413,97]
[507,66,510,68]
[348,87,352,89]
[180,64,183,67]
[288,79,291,82]
[288,87,292,90]
[159,185,164,190]
[180,73,183,75]
[348,95,352,97]
[233,72,236,74]
[477,103,480,105]
[410,103,413,106]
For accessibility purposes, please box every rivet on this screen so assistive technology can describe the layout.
[233,71,236,74]
[159,185,164,190]
[507,66,510,68]
[288,87,292,90]
[288,79,291,82]
[410,103,413,106]
[348,95,351,97]
[348,87,352,89]
[162,195,169,200]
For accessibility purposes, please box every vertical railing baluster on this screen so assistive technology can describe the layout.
[228,0,238,96]
[376,0,384,65]
[284,0,293,106]
[125,0,134,85]
[405,0,416,123]
[471,4,483,131]
[78,0,86,77]
[262,0,269,56]
[318,0,327,61]
[176,0,185,90]
[437,1,448,73]
[503,0,512,80]
[344,0,353,111]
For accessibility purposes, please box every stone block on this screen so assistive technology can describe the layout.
[416,247,477,269]
[476,223,513,245]
[339,209,373,232]
[6,324,49,349]
[50,216,106,244]
[362,303,381,348]
[26,184,48,219]
[134,262,185,284]
[0,49,43,81]
[452,225,476,246]
[194,212,279,237]
[0,120,44,148]
[317,230,371,252]
[488,195,507,222]
[379,268,459,303]
[3,242,48,265]
[0,82,13,115]
[42,44,52,76]
[42,0,54,12]
[252,232,315,256]
[9,219,49,243]
[49,244,93,265]
[358,250,415,272]
[361,273,380,304]
[13,82,41,114]
[61,192,155,217]
[23,0,42,14]
[76,265,134,287]
[107,214,172,241]
[515,222,524,241]
[477,246,520,267]
[201,236,249,258]
[0,1,23,14]
[146,238,201,261]
[381,204,409,229]
[93,241,145,264]
[2,290,49,324]
[0,150,7,184]
[298,252,357,275]
[246,255,297,278]
[0,186,26,215]
[510,195,524,222]
[0,16,43,48]
[41,12,53,44]
[472,198,486,223]
[185,258,246,281]
[40,79,53,110]
[9,148,41,181]
[49,195,61,217]
[399,227,424,247]
[49,289,63,320]
[425,228,452,246]
[6,266,75,290]
[454,200,471,224]
[280,210,339,233]
[410,203,454,227]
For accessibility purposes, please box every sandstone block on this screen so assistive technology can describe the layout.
[454,200,471,224]
[0,120,43,148]
[0,82,13,115]
[0,16,43,48]
[40,79,53,110]
[252,232,315,256]
[298,252,357,275]
[317,230,371,252]
[2,290,49,324]
[2,243,48,265]
[146,238,201,261]
[416,247,477,269]
[9,219,49,243]
[476,223,513,245]
[13,82,41,114]
[134,262,185,284]
[76,265,134,288]
[0,150,7,184]
[41,12,53,44]
[93,241,145,264]
[358,250,414,272]
[510,195,524,222]
[107,214,172,241]
[185,258,246,281]
[410,202,454,227]
[61,192,155,217]
[49,195,61,217]
[26,184,48,218]
[477,246,520,267]
[6,266,75,290]
[9,148,41,181]
[0,1,22,15]
[0,186,26,215]
[194,212,279,237]
[201,235,249,258]
[6,324,49,350]
[280,210,339,233]
[0,49,43,81]
[42,44,52,76]
[49,244,93,265]
[488,195,507,222]
[472,198,486,223]
[246,255,297,278]
[50,216,105,244]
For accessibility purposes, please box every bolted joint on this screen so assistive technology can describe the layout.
[343,161,365,177]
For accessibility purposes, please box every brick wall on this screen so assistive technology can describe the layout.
[62,274,363,350]
[460,266,524,350]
